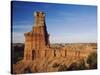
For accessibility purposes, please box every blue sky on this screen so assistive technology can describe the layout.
[12,1,97,43]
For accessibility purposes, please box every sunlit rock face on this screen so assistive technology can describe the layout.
[24,11,50,61]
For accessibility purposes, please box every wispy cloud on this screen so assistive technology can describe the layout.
[12,24,33,32]
[12,32,24,43]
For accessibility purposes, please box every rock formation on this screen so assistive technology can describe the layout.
[24,11,50,61]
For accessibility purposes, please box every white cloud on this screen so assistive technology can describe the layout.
[13,24,33,32]
[12,32,24,43]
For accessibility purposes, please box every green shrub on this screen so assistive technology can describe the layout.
[24,67,32,73]
[58,64,67,71]
[52,63,60,68]
[67,61,86,71]
[87,52,97,69]
[58,59,87,71]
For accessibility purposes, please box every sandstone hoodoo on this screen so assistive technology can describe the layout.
[24,11,50,61]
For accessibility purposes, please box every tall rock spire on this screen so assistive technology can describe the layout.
[24,11,50,61]
[34,11,45,27]
[32,11,49,46]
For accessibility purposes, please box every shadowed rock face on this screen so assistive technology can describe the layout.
[12,11,97,74]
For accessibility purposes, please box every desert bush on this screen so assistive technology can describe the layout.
[87,51,97,69]
[58,64,68,71]
[24,67,32,73]
[58,59,87,71]
[52,63,60,68]
[67,60,86,70]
